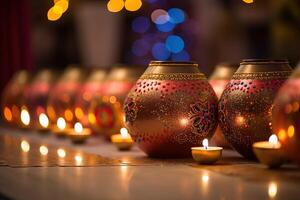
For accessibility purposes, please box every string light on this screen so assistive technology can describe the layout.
[47,0,69,21]
[107,0,124,13]
[124,0,142,12]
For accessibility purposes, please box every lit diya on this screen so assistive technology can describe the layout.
[68,122,91,144]
[20,107,30,129]
[253,134,286,168]
[111,128,134,151]
[52,117,69,137]
[191,139,223,164]
[37,113,50,133]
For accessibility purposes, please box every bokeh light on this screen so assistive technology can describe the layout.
[3,107,12,122]
[151,9,169,24]
[168,8,185,24]
[132,16,151,33]
[47,7,62,21]
[152,43,170,60]
[165,35,185,53]
[124,0,142,12]
[171,50,190,61]
[156,21,175,32]
[107,0,124,13]
[243,0,254,3]
[132,39,150,57]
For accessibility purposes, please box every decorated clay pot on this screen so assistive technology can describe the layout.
[209,63,238,148]
[219,59,292,159]
[24,69,56,129]
[2,70,30,126]
[75,68,107,128]
[273,64,300,166]
[47,66,87,126]
[124,61,218,158]
[89,65,144,138]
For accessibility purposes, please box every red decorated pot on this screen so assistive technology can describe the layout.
[124,61,218,158]
[219,59,292,159]
[273,65,300,166]
[209,63,238,148]
[75,68,107,128]
[89,65,144,138]
[24,69,56,129]
[2,70,30,127]
[47,67,87,126]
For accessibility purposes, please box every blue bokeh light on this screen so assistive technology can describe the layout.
[168,8,185,24]
[165,35,184,53]
[132,39,150,57]
[171,50,190,61]
[156,21,175,32]
[152,43,170,60]
[132,16,151,33]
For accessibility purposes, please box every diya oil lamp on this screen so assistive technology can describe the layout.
[124,61,218,158]
[192,139,223,164]
[89,65,144,139]
[47,66,87,125]
[111,127,134,151]
[37,113,50,133]
[272,64,300,166]
[75,68,107,128]
[218,59,292,159]
[52,117,69,137]
[253,134,285,168]
[2,70,30,127]
[23,69,56,129]
[209,63,238,148]
[68,122,91,144]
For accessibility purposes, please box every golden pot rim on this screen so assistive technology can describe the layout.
[149,61,198,67]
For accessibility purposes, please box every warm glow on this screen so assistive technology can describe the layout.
[288,125,295,138]
[3,107,12,122]
[64,109,74,121]
[124,0,142,12]
[88,112,96,124]
[75,155,83,164]
[120,127,130,138]
[269,134,278,145]
[243,0,254,3]
[57,148,66,158]
[202,138,208,149]
[55,0,69,13]
[179,118,188,126]
[109,96,117,104]
[107,0,124,13]
[47,7,62,21]
[47,105,56,120]
[278,129,287,141]
[74,122,83,133]
[285,104,292,114]
[75,107,84,119]
[57,117,66,130]
[39,145,48,156]
[21,140,30,152]
[292,102,299,112]
[235,115,245,126]
[20,108,30,126]
[39,113,49,128]
[202,174,209,184]
[268,182,277,198]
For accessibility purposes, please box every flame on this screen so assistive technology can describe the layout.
[202,174,209,184]
[269,134,278,145]
[57,148,66,158]
[288,125,295,138]
[3,107,12,122]
[120,127,130,138]
[75,155,83,164]
[39,113,49,128]
[57,117,66,130]
[268,182,277,198]
[75,107,84,119]
[88,112,96,124]
[39,145,48,156]
[64,109,73,121]
[243,0,254,3]
[179,118,188,126]
[20,108,30,126]
[21,140,30,152]
[202,138,208,149]
[74,122,83,133]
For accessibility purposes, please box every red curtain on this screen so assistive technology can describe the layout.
[0,0,33,92]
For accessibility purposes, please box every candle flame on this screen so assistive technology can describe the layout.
[57,148,66,158]
[39,113,49,128]
[269,134,278,145]
[202,138,208,149]
[120,127,130,138]
[3,106,12,122]
[57,117,66,130]
[74,122,83,133]
[39,145,48,156]
[20,108,30,126]
[268,182,277,198]
[21,140,30,152]
[75,155,83,165]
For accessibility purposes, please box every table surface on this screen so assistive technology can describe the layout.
[0,126,299,200]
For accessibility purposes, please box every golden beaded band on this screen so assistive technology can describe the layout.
[140,73,206,80]
[232,71,292,80]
